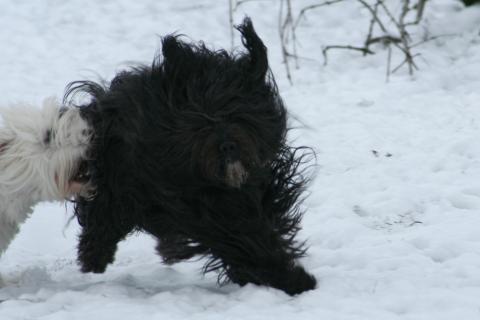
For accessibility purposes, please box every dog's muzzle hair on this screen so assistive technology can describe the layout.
[224,160,248,188]
[0,97,92,255]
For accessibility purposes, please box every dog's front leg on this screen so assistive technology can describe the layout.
[0,216,22,256]
[0,202,34,256]
[76,198,133,273]
[77,226,130,273]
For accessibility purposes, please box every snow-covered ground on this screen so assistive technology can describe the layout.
[1,0,480,319]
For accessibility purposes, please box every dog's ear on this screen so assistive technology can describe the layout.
[162,35,179,58]
[236,17,268,81]
[161,35,190,66]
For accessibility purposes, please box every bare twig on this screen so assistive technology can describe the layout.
[367,35,402,46]
[229,0,235,50]
[279,0,299,84]
[363,0,418,75]
[294,0,346,30]
[410,33,456,48]
[386,45,392,82]
[399,0,411,27]
[364,0,382,55]
[379,1,401,29]
[291,0,434,80]
[322,45,375,65]
[399,0,414,74]
[233,0,271,10]
[378,1,411,42]
[279,0,292,83]
[356,0,389,33]
[391,52,421,74]
[410,0,429,25]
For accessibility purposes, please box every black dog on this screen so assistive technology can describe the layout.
[67,18,316,296]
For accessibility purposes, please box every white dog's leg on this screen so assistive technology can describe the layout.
[0,217,20,256]
[0,203,32,256]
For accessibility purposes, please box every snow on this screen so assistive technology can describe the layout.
[1,0,480,319]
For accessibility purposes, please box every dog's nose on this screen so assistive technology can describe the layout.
[219,141,237,155]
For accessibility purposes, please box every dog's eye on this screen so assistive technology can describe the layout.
[74,162,91,182]
[74,172,90,182]
[0,141,10,153]
[44,129,53,145]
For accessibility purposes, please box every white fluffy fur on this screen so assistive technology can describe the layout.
[0,97,91,255]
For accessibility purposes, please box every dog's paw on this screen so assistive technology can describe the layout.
[227,264,317,296]
[80,261,108,274]
[280,266,317,296]
[78,249,113,274]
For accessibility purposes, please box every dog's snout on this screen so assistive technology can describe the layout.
[219,141,237,155]
[82,129,92,137]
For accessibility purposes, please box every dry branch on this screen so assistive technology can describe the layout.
[295,0,434,79]
[279,0,298,84]
[294,0,346,30]
[322,45,375,65]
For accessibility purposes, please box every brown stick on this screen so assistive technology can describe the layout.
[364,0,382,55]
[410,0,429,25]
[294,0,346,31]
[229,0,235,50]
[386,45,392,82]
[322,45,375,66]
[279,0,294,83]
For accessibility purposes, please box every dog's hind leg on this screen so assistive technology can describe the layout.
[155,235,207,265]
[182,191,316,296]
[204,221,316,295]
[141,216,207,265]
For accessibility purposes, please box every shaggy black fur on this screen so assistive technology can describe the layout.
[66,17,316,296]
[461,0,480,6]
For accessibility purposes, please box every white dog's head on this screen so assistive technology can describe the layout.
[0,97,92,202]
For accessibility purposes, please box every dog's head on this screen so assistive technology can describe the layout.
[0,97,92,201]
[156,18,287,188]
[65,18,286,190]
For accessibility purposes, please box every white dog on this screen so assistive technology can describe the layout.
[0,97,91,256]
